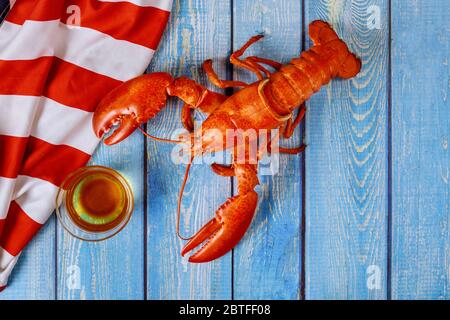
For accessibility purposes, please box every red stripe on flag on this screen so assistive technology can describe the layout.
[0,135,28,179]
[0,57,51,96]
[0,218,5,238]
[0,135,90,186]
[43,57,122,112]
[6,0,170,50]
[0,57,121,112]
[0,201,42,256]
[21,136,91,187]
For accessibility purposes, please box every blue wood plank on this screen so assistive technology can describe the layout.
[57,132,145,300]
[146,0,232,299]
[232,0,303,300]
[0,219,55,300]
[391,0,450,300]
[304,0,389,299]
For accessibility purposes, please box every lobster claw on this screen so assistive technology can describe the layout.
[181,191,258,263]
[93,73,173,145]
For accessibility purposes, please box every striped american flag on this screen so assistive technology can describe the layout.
[0,0,172,291]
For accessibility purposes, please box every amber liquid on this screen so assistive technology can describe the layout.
[65,170,129,232]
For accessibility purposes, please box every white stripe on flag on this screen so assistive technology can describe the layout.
[0,177,15,219]
[0,20,154,81]
[33,98,100,155]
[0,247,18,287]
[98,0,173,11]
[0,95,38,137]
[13,176,58,224]
[0,95,99,154]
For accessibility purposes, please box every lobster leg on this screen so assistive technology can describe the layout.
[284,103,306,138]
[244,57,271,78]
[279,145,306,155]
[211,163,235,177]
[258,122,305,156]
[246,56,282,77]
[230,35,267,80]
[231,36,284,80]
[204,35,281,89]
[204,36,281,88]
[247,56,282,71]
[203,59,248,88]
[181,163,259,263]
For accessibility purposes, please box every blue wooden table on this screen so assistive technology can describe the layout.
[1,0,448,300]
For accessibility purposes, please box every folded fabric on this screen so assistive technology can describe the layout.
[0,0,172,291]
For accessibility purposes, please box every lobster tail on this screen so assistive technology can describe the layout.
[260,20,361,115]
[309,20,340,45]
[308,20,361,79]
[335,50,361,79]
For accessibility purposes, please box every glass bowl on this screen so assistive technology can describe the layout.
[56,166,134,241]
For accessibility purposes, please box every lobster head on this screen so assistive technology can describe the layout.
[93,73,173,145]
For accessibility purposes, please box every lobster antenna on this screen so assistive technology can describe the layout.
[176,155,195,240]
[138,127,182,144]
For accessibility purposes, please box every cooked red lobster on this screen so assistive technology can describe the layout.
[93,21,361,263]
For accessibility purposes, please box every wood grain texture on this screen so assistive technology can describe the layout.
[232,0,303,300]
[57,132,145,300]
[146,0,232,300]
[304,0,389,299]
[391,0,450,300]
[0,220,55,300]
